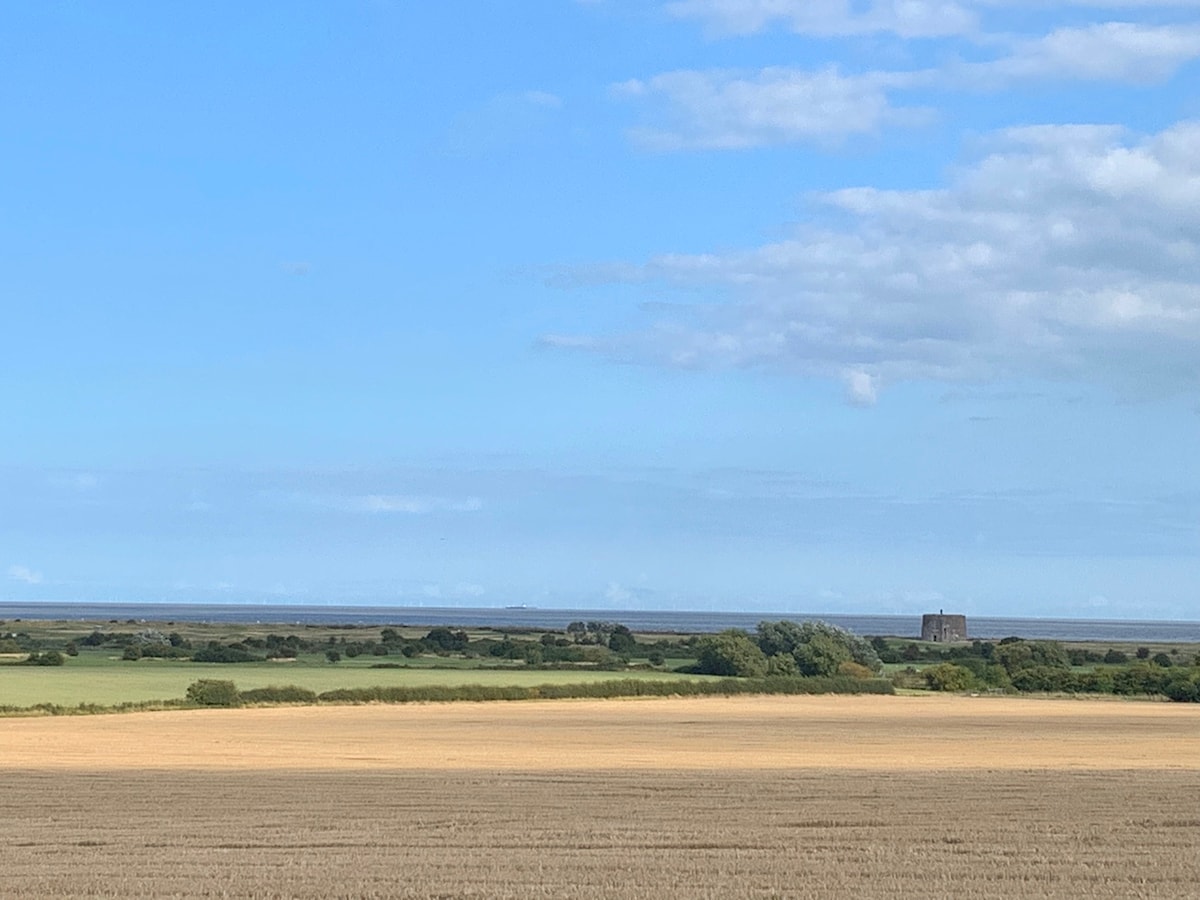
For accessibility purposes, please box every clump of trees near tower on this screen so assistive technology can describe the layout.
[692,620,883,679]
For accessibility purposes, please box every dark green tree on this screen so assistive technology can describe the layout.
[607,625,637,655]
[756,620,883,675]
[695,630,768,677]
[924,663,975,692]
[185,679,241,707]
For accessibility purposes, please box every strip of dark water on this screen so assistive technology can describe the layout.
[2,603,1198,642]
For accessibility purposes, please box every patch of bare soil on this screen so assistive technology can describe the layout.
[4,696,1199,898]
[4,768,1199,898]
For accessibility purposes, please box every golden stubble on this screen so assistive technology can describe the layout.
[4,694,1198,771]
[6,696,1200,898]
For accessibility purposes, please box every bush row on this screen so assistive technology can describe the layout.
[313,675,894,705]
[919,661,1200,701]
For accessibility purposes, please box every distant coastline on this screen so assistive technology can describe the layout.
[2,602,1199,642]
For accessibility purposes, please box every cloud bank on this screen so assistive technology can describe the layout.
[547,121,1200,397]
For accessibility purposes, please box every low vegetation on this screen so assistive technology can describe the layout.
[692,620,883,677]
[878,635,1200,701]
[3,616,1199,713]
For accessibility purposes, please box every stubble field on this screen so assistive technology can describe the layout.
[4,695,1199,898]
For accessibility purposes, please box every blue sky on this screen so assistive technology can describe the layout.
[3,1,1199,618]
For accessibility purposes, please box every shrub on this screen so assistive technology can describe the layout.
[316,676,894,705]
[1112,664,1169,696]
[993,640,1070,675]
[837,660,875,680]
[1163,672,1200,703]
[949,656,1010,688]
[1075,668,1114,693]
[890,667,926,690]
[185,680,241,707]
[923,663,976,692]
[22,650,66,666]
[1011,666,1076,693]
[766,654,798,677]
[423,627,468,653]
[238,685,318,704]
[607,625,637,655]
[695,630,768,677]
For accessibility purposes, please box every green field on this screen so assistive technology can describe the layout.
[0,655,711,708]
[0,617,715,709]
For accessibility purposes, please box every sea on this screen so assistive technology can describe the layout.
[1,602,1199,642]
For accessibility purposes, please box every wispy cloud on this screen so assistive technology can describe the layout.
[617,67,931,149]
[323,494,484,514]
[666,0,1200,37]
[962,22,1200,86]
[7,565,43,585]
[665,0,978,38]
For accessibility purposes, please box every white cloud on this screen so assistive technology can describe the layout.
[966,22,1200,85]
[667,0,1200,37]
[618,21,1200,150]
[619,66,931,149]
[975,0,1200,8]
[666,0,977,38]
[7,565,43,585]
[549,120,1200,398]
[844,369,880,406]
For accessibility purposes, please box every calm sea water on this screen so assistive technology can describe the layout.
[1,602,1198,642]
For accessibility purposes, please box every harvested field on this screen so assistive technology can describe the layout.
[4,695,1200,898]
[4,694,1198,771]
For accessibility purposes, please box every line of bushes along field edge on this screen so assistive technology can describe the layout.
[0,675,894,716]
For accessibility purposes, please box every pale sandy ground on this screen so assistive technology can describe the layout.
[4,694,1198,770]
